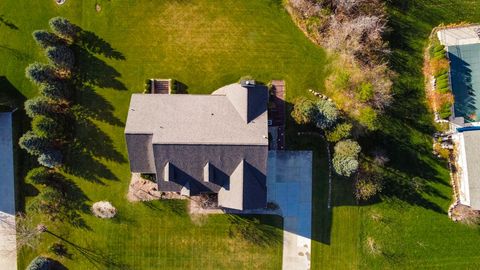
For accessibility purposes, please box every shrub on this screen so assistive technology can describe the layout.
[38,149,63,168]
[45,45,75,69]
[334,71,351,90]
[28,187,65,221]
[358,106,378,131]
[26,256,54,270]
[333,139,361,177]
[357,82,374,102]
[39,82,69,100]
[141,173,156,182]
[19,130,51,156]
[326,122,352,142]
[32,115,64,138]
[334,139,361,158]
[355,175,383,201]
[312,99,339,129]
[438,102,452,119]
[333,155,359,177]
[49,17,79,42]
[32,30,63,48]
[26,167,52,185]
[430,58,449,77]
[25,62,57,85]
[291,97,316,125]
[25,96,61,118]
[49,242,69,258]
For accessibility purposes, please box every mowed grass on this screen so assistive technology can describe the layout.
[0,0,329,269]
[2,0,480,269]
[312,1,480,269]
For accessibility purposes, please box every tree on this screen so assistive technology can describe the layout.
[25,62,57,85]
[333,156,359,177]
[32,115,64,138]
[25,96,64,118]
[333,139,361,177]
[19,131,50,156]
[326,122,352,142]
[358,106,378,131]
[32,30,63,49]
[355,168,383,201]
[334,139,361,157]
[45,45,75,69]
[28,187,65,221]
[313,99,339,129]
[49,17,79,42]
[357,82,374,102]
[291,97,316,124]
[39,82,69,100]
[38,149,63,168]
[26,167,52,185]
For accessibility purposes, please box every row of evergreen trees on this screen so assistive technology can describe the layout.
[19,17,77,168]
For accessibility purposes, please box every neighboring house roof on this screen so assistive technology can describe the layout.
[125,83,269,145]
[458,130,480,209]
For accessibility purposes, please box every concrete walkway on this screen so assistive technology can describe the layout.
[267,151,312,270]
[0,112,17,269]
[437,25,480,46]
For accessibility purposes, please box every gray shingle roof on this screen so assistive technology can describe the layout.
[461,130,480,209]
[125,83,268,145]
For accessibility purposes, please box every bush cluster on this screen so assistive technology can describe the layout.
[287,0,393,131]
[292,97,339,129]
[333,139,361,177]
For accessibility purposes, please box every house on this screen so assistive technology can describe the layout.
[124,82,269,210]
[454,128,480,210]
[437,26,480,211]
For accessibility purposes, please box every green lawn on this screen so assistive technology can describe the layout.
[0,0,328,269]
[3,0,480,269]
[311,1,480,269]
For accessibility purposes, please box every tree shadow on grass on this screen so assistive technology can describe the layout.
[0,14,19,30]
[227,215,283,247]
[46,230,132,270]
[73,44,127,91]
[75,85,123,126]
[78,30,126,60]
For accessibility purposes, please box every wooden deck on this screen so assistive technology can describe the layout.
[268,80,286,150]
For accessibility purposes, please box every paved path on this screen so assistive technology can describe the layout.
[437,25,480,46]
[0,112,17,269]
[267,151,312,270]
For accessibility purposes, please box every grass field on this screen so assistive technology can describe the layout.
[2,0,480,269]
[0,0,328,269]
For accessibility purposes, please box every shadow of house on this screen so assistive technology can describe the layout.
[227,214,283,247]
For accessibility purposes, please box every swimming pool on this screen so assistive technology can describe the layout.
[448,43,480,122]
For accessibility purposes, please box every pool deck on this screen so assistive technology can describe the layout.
[0,112,17,269]
[437,25,480,47]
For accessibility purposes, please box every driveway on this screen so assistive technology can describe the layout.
[0,112,17,269]
[267,151,312,270]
